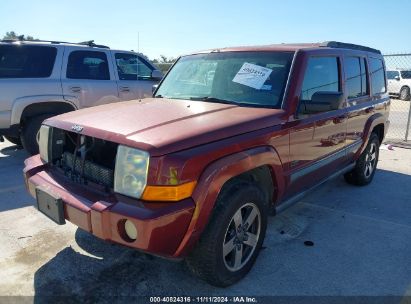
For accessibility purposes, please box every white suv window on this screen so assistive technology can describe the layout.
[115,53,153,80]
[0,45,57,78]
[387,71,400,79]
[67,50,110,80]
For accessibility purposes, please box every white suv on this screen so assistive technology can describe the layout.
[0,39,162,154]
[387,69,411,101]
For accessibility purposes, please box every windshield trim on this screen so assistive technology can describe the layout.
[155,51,296,110]
[279,50,297,110]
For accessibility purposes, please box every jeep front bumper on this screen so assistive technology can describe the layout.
[23,155,195,258]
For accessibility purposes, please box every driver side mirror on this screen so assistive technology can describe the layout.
[302,91,344,114]
[151,70,163,80]
[394,75,400,81]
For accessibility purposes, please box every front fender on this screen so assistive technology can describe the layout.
[173,145,284,257]
[11,96,78,125]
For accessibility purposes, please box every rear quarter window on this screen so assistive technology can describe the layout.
[0,45,57,78]
[369,58,386,95]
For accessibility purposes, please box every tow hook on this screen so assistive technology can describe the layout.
[0,135,4,142]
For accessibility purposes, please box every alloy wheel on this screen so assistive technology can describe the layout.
[222,202,261,272]
[364,142,377,178]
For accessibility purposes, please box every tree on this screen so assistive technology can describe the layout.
[3,31,35,41]
[159,55,176,63]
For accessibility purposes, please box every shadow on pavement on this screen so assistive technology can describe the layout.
[0,144,33,211]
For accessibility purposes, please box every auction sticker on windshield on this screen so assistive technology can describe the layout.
[232,62,272,89]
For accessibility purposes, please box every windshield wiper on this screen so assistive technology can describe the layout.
[189,96,238,105]
[154,94,163,98]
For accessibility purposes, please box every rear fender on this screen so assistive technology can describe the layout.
[356,112,386,158]
[11,96,77,126]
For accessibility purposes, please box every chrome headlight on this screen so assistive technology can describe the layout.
[114,145,149,199]
[38,125,50,163]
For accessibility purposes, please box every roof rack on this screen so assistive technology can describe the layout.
[0,38,110,49]
[321,41,381,54]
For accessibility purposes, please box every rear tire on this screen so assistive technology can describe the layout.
[186,181,268,287]
[400,86,411,101]
[4,136,22,146]
[344,133,380,186]
[21,114,52,155]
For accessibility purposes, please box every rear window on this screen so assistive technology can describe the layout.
[0,45,57,78]
[369,58,386,95]
[344,57,368,99]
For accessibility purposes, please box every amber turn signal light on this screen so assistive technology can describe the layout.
[141,181,197,202]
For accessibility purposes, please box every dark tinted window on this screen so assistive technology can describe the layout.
[0,45,56,78]
[115,53,153,80]
[301,57,339,101]
[400,71,411,79]
[387,71,399,79]
[345,57,368,99]
[67,51,110,80]
[369,58,386,95]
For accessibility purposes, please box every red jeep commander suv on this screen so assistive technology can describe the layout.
[24,41,390,286]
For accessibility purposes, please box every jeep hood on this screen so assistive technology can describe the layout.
[45,98,285,156]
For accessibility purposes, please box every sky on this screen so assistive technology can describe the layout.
[1,0,411,60]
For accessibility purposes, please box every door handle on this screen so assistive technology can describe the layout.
[69,86,81,93]
[119,86,130,92]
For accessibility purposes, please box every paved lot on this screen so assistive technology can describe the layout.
[0,139,410,299]
[386,99,411,141]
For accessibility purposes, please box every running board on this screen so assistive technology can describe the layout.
[274,163,356,214]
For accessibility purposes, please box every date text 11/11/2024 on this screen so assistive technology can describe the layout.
[149,296,257,303]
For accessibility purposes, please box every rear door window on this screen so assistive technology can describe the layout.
[369,58,386,95]
[400,71,411,79]
[115,53,153,80]
[344,57,368,99]
[66,50,110,80]
[0,45,57,78]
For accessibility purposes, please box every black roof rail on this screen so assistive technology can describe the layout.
[0,38,110,49]
[320,41,381,54]
[77,40,110,49]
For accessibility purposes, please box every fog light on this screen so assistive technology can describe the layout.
[124,220,138,241]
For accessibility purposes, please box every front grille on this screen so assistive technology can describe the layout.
[48,128,118,191]
[61,152,114,188]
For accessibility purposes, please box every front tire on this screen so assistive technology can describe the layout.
[344,133,380,186]
[21,114,52,155]
[400,86,411,101]
[186,182,268,287]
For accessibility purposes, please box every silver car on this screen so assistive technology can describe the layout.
[0,39,162,154]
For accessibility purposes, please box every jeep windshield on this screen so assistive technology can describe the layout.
[155,51,294,108]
